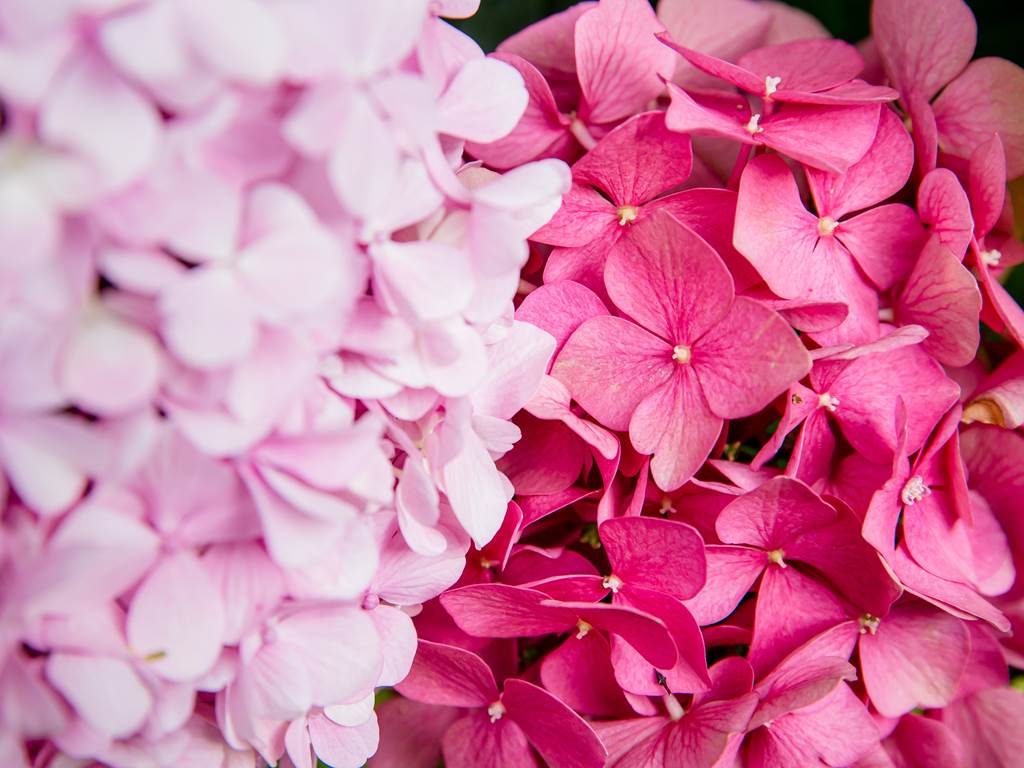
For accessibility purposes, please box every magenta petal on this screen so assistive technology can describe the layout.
[628,369,722,492]
[664,83,753,145]
[693,296,811,419]
[682,545,768,625]
[884,714,965,768]
[571,111,693,206]
[939,688,1024,768]
[575,0,673,124]
[543,237,618,297]
[552,315,673,432]
[859,600,969,717]
[504,678,608,768]
[439,583,572,637]
[872,0,976,102]
[657,36,765,94]
[396,640,500,708]
[564,601,678,670]
[895,238,982,366]
[806,107,914,220]
[540,632,632,717]
[600,515,707,600]
[442,710,538,768]
[716,477,837,550]
[933,58,1024,177]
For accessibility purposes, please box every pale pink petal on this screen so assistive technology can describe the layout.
[46,653,152,739]
[372,240,473,322]
[437,56,528,143]
[127,550,225,682]
[310,713,379,768]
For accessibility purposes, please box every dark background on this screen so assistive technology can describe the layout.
[454,0,1024,65]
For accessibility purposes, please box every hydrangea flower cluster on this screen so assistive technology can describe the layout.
[0,1,572,766]
[369,0,1024,766]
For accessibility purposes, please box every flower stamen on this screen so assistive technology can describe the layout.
[900,475,930,506]
[673,344,692,364]
[617,205,639,226]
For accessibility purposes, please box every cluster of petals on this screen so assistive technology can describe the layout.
[0,1,575,766]
[369,0,1024,767]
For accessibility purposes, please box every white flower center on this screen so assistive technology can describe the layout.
[767,549,787,568]
[901,475,930,506]
[672,344,692,364]
[858,614,881,635]
[602,574,623,593]
[818,393,840,412]
[616,205,639,226]
[487,701,506,723]
[745,113,764,134]
[818,217,839,237]
[981,249,1002,267]
[764,75,781,99]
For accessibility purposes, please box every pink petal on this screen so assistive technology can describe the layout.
[442,710,537,768]
[504,678,608,768]
[371,239,470,323]
[496,3,589,86]
[693,296,810,418]
[761,103,881,174]
[470,319,556,419]
[933,58,1024,177]
[572,111,692,206]
[396,640,499,707]
[564,601,678,670]
[895,238,982,367]
[531,183,617,247]
[860,600,970,717]
[629,369,722,492]
[738,39,864,94]
[885,714,964,768]
[917,168,973,258]
[600,516,707,600]
[605,210,734,344]
[369,697,459,768]
[939,688,1024,768]
[46,653,152,739]
[552,315,673,431]
[835,203,923,290]
[871,0,976,102]
[716,477,836,550]
[748,565,852,676]
[575,0,673,124]
[682,545,767,625]
[968,133,1007,238]
[516,282,609,359]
